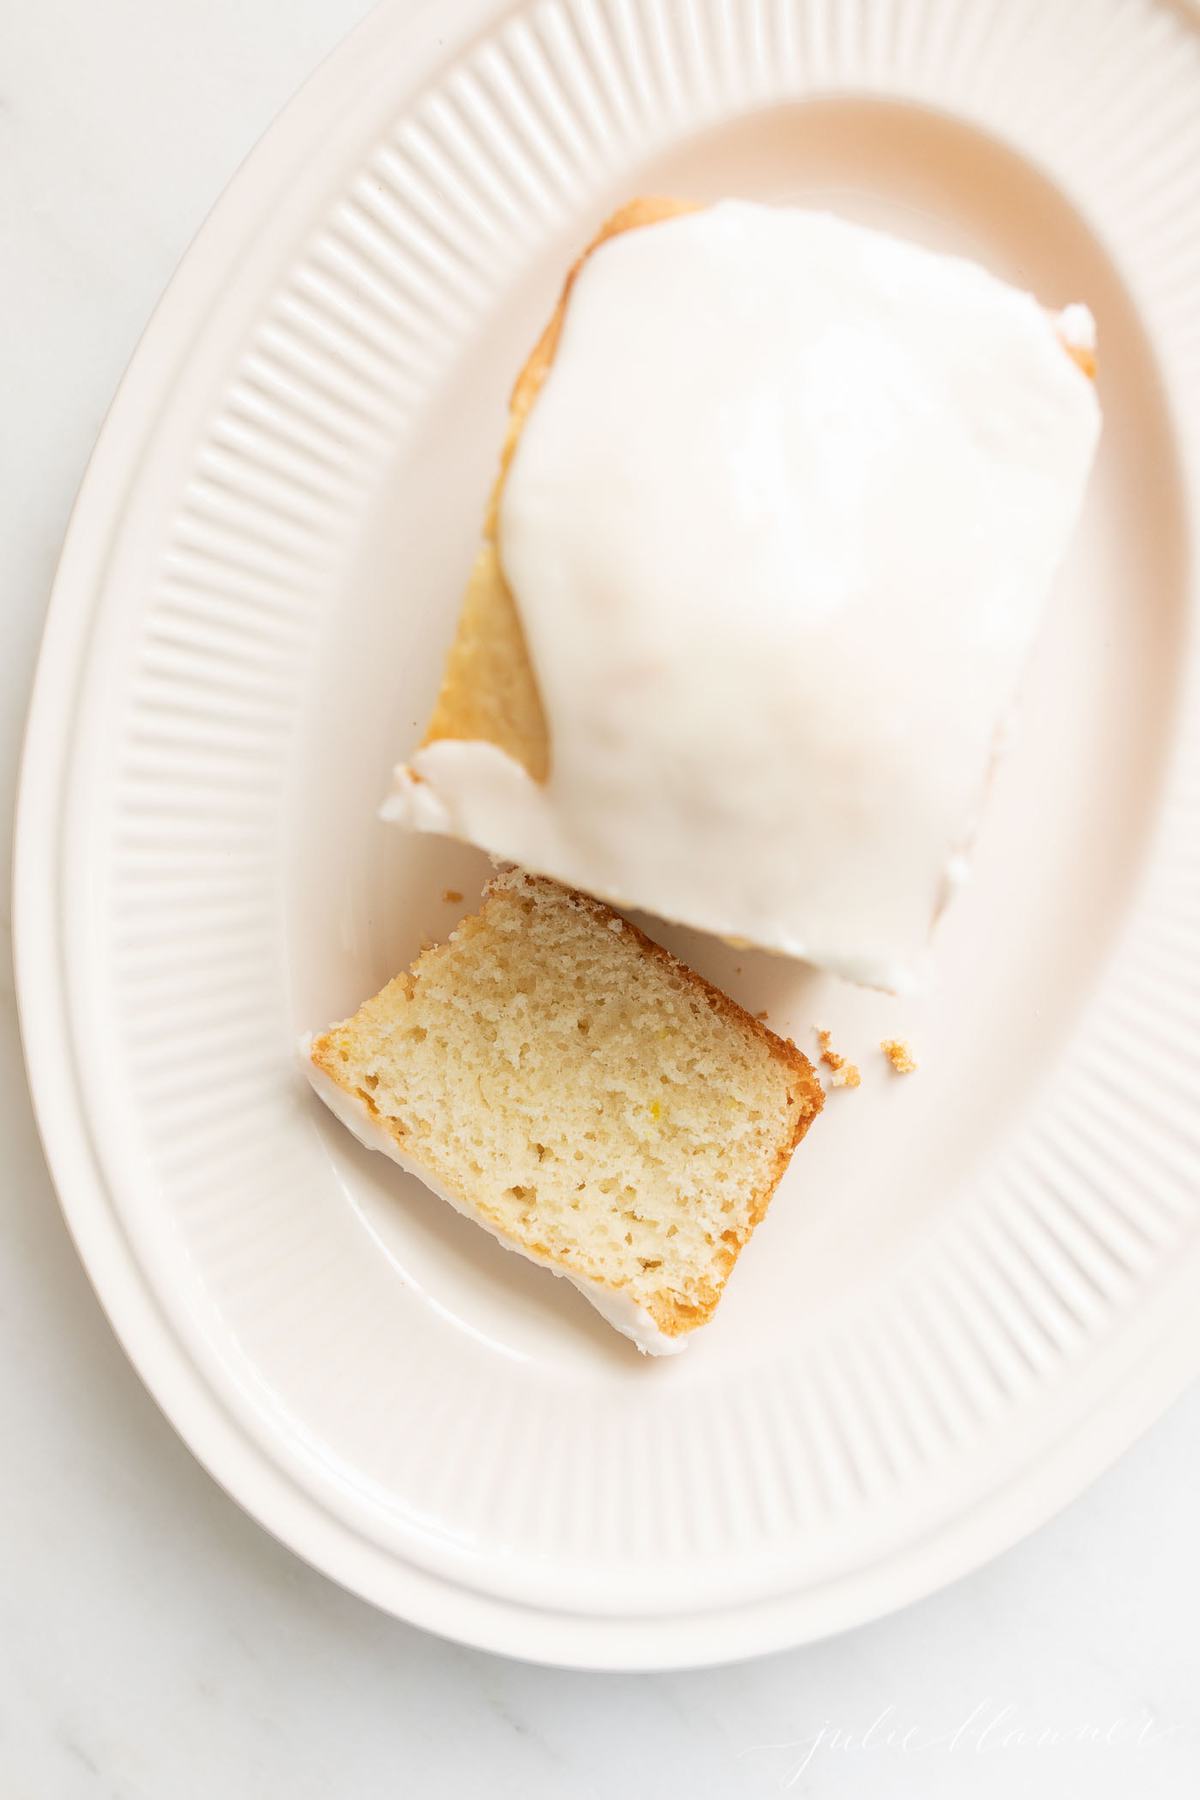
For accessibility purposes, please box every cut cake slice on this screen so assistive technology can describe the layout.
[305,868,822,1353]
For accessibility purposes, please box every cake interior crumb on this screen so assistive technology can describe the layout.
[881,1038,918,1075]
[313,869,823,1337]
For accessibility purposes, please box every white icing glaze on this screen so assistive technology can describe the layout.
[387,203,1101,991]
[1057,301,1098,352]
[300,1037,684,1356]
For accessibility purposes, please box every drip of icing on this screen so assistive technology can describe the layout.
[387,204,1100,992]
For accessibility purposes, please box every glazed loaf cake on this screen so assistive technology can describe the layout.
[384,197,1100,993]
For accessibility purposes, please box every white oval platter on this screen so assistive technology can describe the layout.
[15,0,1200,1667]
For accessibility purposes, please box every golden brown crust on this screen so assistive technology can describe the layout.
[424,543,550,779]
[1065,342,1096,381]
[421,198,701,784]
[312,868,822,1344]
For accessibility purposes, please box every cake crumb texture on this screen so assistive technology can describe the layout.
[816,1027,860,1091]
[311,871,823,1341]
[881,1038,918,1075]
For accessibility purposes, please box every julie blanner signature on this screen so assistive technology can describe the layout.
[745,1701,1187,1786]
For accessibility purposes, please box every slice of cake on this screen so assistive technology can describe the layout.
[305,868,822,1353]
[385,198,1101,993]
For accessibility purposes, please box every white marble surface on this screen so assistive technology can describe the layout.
[2,4,1197,1794]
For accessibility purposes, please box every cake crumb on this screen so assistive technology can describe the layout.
[816,1027,860,1091]
[881,1038,918,1075]
[442,889,463,904]
[755,1010,769,1021]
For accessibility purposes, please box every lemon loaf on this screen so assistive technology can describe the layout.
[384,198,1100,993]
[305,868,822,1353]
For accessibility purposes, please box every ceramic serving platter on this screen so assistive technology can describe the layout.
[15,0,1200,1667]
